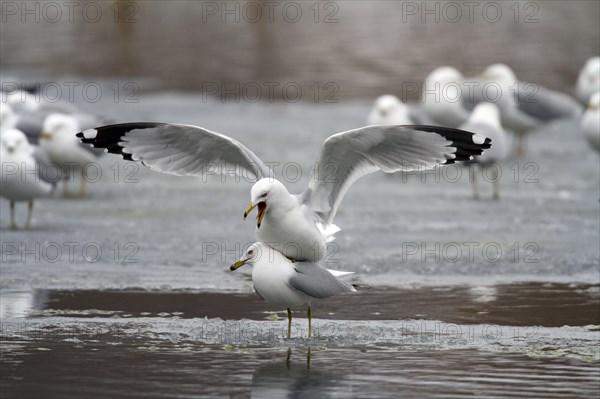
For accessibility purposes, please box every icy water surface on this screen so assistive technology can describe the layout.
[1,94,599,397]
[1,284,599,398]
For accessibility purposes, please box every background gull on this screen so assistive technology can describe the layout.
[0,128,55,229]
[78,122,491,262]
[0,99,45,144]
[40,113,103,197]
[367,95,433,126]
[459,103,509,200]
[581,92,600,152]
[576,56,600,104]
[2,89,107,145]
[422,66,471,128]
[470,63,581,156]
[230,242,356,338]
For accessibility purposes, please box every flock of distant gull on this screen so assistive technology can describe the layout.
[1,59,599,337]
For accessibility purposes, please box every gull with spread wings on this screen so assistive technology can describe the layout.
[78,123,491,261]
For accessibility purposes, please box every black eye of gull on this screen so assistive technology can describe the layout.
[261,193,267,198]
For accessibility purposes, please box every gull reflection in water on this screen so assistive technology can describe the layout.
[250,348,352,399]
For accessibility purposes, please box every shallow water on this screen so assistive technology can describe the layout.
[1,284,599,398]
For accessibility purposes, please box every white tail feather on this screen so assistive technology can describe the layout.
[316,222,341,243]
[327,269,355,278]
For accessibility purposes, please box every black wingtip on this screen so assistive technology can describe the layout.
[75,122,168,160]
[407,125,492,163]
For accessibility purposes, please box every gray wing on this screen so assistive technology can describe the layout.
[32,146,58,185]
[514,82,582,121]
[460,79,514,112]
[407,104,434,125]
[301,125,491,225]
[15,113,44,144]
[77,123,271,181]
[288,262,354,299]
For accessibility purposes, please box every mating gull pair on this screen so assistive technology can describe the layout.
[78,122,490,337]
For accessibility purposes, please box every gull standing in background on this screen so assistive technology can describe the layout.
[0,128,55,229]
[459,103,509,200]
[78,123,491,261]
[422,66,471,128]
[3,89,76,144]
[581,92,600,152]
[576,56,600,105]
[40,113,103,197]
[473,63,581,156]
[3,89,109,145]
[368,95,433,126]
[230,242,356,338]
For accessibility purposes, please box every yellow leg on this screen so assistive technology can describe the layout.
[515,131,526,157]
[9,201,17,229]
[471,165,480,200]
[492,168,500,200]
[307,306,312,338]
[24,201,33,230]
[78,168,87,198]
[307,347,312,369]
[287,308,292,339]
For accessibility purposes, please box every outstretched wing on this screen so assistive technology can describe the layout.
[77,123,270,181]
[301,125,491,225]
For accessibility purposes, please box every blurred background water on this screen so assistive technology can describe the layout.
[1,0,599,98]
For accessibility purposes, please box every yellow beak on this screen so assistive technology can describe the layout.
[243,202,267,228]
[39,131,52,140]
[230,258,247,271]
[243,202,255,220]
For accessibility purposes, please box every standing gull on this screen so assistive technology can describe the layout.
[3,90,76,144]
[230,242,356,338]
[459,103,509,200]
[0,129,55,229]
[368,95,433,126]
[473,63,581,156]
[40,113,103,197]
[576,57,600,105]
[78,123,491,261]
[3,89,108,144]
[581,92,600,152]
[422,67,471,128]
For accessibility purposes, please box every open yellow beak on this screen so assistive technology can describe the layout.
[243,202,267,228]
[39,131,52,140]
[243,203,255,221]
[230,258,248,271]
